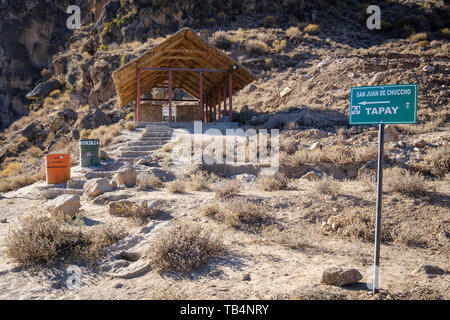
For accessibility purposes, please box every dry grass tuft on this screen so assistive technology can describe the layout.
[223,198,271,232]
[214,180,239,199]
[166,180,185,194]
[125,121,136,131]
[384,167,427,196]
[0,171,44,193]
[199,204,220,218]
[6,214,126,266]
[0,162,21,177]
[138,173,164,189]
[245,40,270,56]
[87,124,122,147]
[423,145,450,178]
[256,173,289,191]
[304,24,320,34]
[408,32,427,42]
[188,171,210,191]
[314,176,341,195]
[148,222,224,273]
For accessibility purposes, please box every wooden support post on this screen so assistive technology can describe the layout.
[228,71,233,121]
[168,70,173,122]
[214,93,217,121]
[199,71,203,122]
[218,87,222,119]
[136,67,141,123]
[223,85,227,114]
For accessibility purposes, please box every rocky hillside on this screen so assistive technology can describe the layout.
[0,0,449,191]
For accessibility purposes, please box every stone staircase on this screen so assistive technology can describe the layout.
[117,124,173,163]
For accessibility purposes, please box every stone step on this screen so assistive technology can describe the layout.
[139,137,171,143]
[128,145,159,152]
[121,151,150,158]
[133,141,166,147]
[142,132,172,138]
[116,157,138,163]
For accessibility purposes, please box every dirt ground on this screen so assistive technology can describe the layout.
[0,170,448,300]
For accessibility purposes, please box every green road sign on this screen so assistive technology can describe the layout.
[350,84,417,125]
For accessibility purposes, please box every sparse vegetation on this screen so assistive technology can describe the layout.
[214,180,239,199]
[138,173,164,189]
[314,176,341,195]
[166,180,185,194]
[148,222,224,273]
[384,167,427,196]
[188,171,210,191]
[304,24,320,34]
[245,40,270,56]
[257,173,289,191]
[6,214,126,265]
[125,121,136,131]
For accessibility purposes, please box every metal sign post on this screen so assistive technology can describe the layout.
[349,84,417,295]
[373,124,384,294]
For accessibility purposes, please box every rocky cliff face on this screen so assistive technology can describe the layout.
[0,0,95,129]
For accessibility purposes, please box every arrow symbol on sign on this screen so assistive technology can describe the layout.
[359,101,391,105]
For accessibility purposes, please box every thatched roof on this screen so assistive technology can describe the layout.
[112,28,256,107]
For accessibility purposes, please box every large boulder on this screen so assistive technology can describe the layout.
[321,267,363,286]
[43,188,83,200]
[83,178,113,198]
[25,79,60,100]
[46,194,80,217]
[67,179,86,190]
[80,107,112,130]
[112,164,137,187]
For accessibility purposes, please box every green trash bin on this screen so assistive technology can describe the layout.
[80,139,100,167]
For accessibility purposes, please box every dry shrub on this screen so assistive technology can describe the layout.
[246,40,270,56]
[261,225,310,250]
[6,214,126,266]
[210,31,232,50]
[111,201,160,225]
[393,224,428,248]
[314,176,341,195]
[286,26,302,40]
[384,167,427,196]
[0,162,21,177]
[263,15,276,27]
[257,173,289,191]
[214,180,239,199]
[223,198,270,232]
[199,203,220,218]
[0,171,44,193]
[423,145,450,178]
[126,112,134,121]
[399,116,445,134]
[166,180,185,194]
[27,147,42,158]
[125,121,136,131]
[138,173,164,189]
[88,124,122,147]
[304,24,320,34]
[188,171,210,191]
[408,32,427,42]
[148,222,224,273]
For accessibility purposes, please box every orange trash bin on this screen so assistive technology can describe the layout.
[46,154,71,184]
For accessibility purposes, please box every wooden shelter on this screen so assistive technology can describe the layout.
[112,28,256,123]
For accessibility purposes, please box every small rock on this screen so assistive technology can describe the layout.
[280,87,292,98]
[413,139,426,148]
[0,218,7,223]
[423,65,434,72]
[321,267,363,286]
[108,200,160,218]
[438,229,450,246]
[309,142,321,151]
[43,188,83,200]
[100,150,109,160]
[242,273,251,281]
[46,194,80,217]
[112,164,137,188]
[301,171,319,181]
[66,179,86,189]
[83,178,113,198]
[113,283,123,289]
[107,259,152,279]
[231,173,257,183]
[412,265,445,278]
